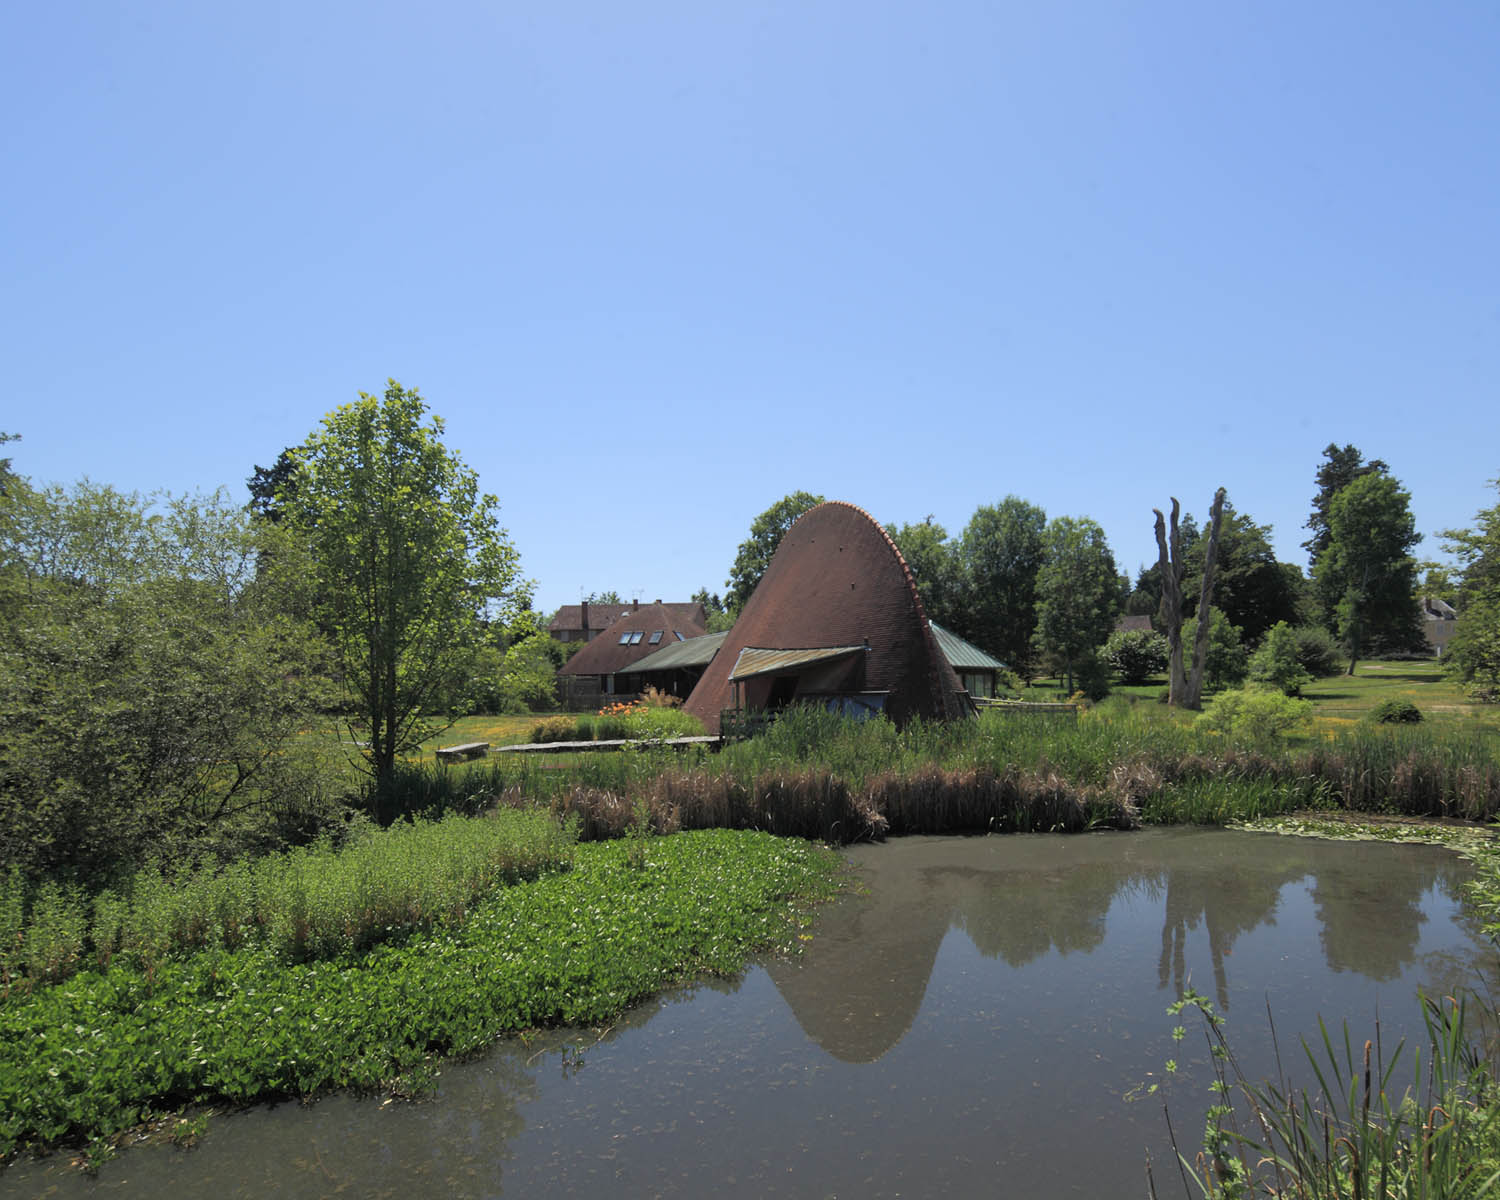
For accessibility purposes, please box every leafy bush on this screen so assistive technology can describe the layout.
[1180,607,1249,688]
[1370,697,1423,724]
[1103,629,1169,685]
[1293,624,1344,677]
[623,704,706,740]
[1248,621,1312,695]
[1195,686,1314,742]
[531,716,580,743]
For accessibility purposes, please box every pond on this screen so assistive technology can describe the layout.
[5,828,1491,1198]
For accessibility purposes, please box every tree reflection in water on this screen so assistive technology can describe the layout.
[769,829,1464,1062]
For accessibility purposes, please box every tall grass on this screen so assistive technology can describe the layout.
[429,703,1500,845]
[0,809,575,995]
[1152,990,1500,1198]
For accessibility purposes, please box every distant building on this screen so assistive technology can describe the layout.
[618,630,729,700]
[684,502,971,732]
[547,600,633,644]
[1114,614,1155,635]
[1423,596,1458,657]
[557,601,708,708]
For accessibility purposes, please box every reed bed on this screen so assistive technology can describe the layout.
[438,703,1500,846]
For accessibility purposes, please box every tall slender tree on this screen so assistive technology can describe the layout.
[284,381,528,785]
[1313,472,1424,673]
[1032,516,1119,694]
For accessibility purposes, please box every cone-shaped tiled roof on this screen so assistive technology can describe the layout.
[684,502,969,732]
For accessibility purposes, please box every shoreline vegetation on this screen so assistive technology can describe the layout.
[5,679,1500,1178]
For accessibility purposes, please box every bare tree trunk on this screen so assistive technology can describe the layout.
[1153,501,1188,705]
[1154,488,1227,710]
[1183,488,1227,709]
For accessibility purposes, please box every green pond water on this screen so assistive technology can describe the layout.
[4,827,1492,1198]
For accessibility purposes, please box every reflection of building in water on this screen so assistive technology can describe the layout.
[769,831,1473,1064]
[768,837,1146,1063]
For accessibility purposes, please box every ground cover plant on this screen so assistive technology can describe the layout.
[0,827,842,1161]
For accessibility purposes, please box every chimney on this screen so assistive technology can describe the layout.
[581,600,590,637]
[633,598,640,610]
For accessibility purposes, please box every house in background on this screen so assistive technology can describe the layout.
[1423,596,1458,657]
[557,601,708,708]
[1114,614,1154,635]
[618,630,729,700]
[547,600,637,644]
[684,502,971,733]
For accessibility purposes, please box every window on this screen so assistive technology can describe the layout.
[629,631,644,645]
[618,632,631,644]
[649,630,663,645]
[674,631,685,641]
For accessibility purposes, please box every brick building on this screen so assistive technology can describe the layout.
[684,502,970,733]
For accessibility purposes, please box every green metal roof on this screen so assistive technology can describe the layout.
[728,645,867,682]
[928,621,1007,671]
[623,630,729,674]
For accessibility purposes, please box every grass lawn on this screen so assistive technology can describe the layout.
[1023,659,1499,737]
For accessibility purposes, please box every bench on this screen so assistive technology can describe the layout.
[435,741,490,764]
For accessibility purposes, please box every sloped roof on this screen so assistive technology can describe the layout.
[548,603,632,633]
[684,502,968,732]
[559,602,709,677]
[625,630,729,674]
[729,645,867,681]
[928,622,1006,672]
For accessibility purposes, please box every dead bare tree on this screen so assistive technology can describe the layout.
[1152,488,1226,709]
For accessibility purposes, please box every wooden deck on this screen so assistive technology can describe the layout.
[494,735,720,755]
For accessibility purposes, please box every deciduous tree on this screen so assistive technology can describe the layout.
[1032,516,1119,694]
[1303,442,1389,566]
[284,381,528,785]
[0,481,329,880]
[956,497,1048,676]
[1441,478,1500,697]
[1312,472,1424,674]
[889,517,963,632]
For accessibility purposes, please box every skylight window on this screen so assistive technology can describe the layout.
[649,630,663,645]
[628,631,644,645]
[618,632,631,644]
[674,631,685,641]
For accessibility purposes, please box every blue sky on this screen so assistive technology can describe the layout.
[5,1,1497,614]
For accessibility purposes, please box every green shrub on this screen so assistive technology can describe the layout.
[1181,607,1249,688]
[594,715,628,740]
[1293,624,1344,677]
[1103,629,1169,685]
[1370,697,1423,724]
[622,705,706,740]
[1248,621,1312,695]
[1195,686,1314,742]
[531,716,580,743]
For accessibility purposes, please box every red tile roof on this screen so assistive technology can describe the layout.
[558,602,709,677]
[684,502,968,732]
